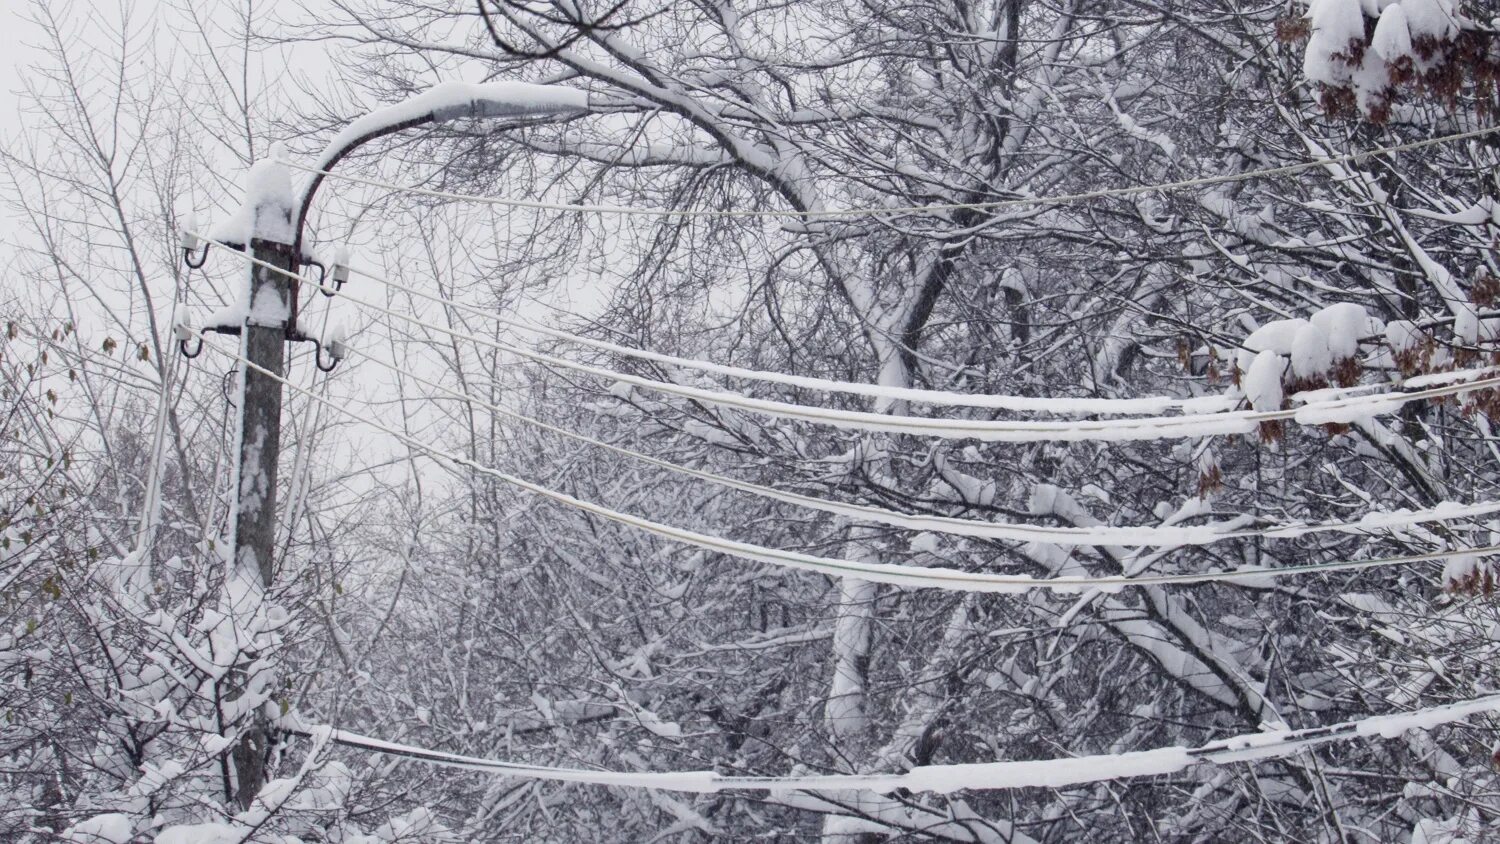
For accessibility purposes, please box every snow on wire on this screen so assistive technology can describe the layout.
[188,238,1500,444]
[338,259,1500,416]
[281,123,1500,219]
[279,693,1500,793]
[196,330,1499,592]
[30,316,1496,549]
[337,339,1500,548]
[341,260,1229,416]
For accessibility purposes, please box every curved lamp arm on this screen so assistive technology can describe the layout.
[176,83,592,375]
[292,82,592,260]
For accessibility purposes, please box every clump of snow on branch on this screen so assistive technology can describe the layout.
[1297,0,1467,118]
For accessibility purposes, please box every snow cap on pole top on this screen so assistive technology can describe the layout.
[208,142,297,246]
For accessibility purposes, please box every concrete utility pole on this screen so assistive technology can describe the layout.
[227,236,297,810]
[187,81,590,810]
[185,154,309,809]
[231,238,297,594]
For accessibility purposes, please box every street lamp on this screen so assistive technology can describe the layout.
[179,81,589,368]
[180,80,589,810]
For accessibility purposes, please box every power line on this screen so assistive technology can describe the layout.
[283,123,1500,219]
[196,330,1492,592]
[339,340,1500,548]
[281,692,1500,792]
[340,259,1420,417]
[191,238,1500,444]
[23,292,1487,556]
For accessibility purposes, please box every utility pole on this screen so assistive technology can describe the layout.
[227,239,297,811]
[226,236,297,599]
[183,82,590,811]
[191,155,306,811]
[231,238,297,597]
[181,155,349,808]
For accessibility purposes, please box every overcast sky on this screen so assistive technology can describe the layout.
[0,28,24,124]
[0,0,303,265]
[1,4,39,268]
[0,1,600,321]
[0,3,36,117]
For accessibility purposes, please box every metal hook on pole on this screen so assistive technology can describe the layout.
[174,313,204,359]
[181,227,211,269]
[285,325,346,373]
[179,334,205,359]
[306,250,351,299]
[313,340,341,372]
[304,259,334,297]
[184,244,210,269]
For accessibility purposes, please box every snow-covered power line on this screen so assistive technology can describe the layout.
[341,261,1223,415]
[340,259,1500,416]
[197,331,1494,591]
[341,341,1500,548]
[191,238,1500,444]
[282,123,1500,219]
[282,692,1500,793]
